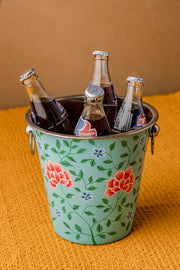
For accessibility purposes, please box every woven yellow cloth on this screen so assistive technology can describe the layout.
[0,92,180,270]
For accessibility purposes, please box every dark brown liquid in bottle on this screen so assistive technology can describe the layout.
[88,117,111,136]
[30,97,73,134]
[113,103,140,133]
[103,85,117,128]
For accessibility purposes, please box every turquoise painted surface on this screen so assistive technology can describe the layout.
[34,129,150,245]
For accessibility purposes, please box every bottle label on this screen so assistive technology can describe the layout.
[50,95,65,113]
[75,117,97,137]
[136,106,147,127]
[30,111,37,124]
[114,108,133,132]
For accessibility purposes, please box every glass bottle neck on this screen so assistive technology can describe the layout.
[125,81,143,107]
[91,55,111,87]
[82,99,105,120]
[22,75,49,101]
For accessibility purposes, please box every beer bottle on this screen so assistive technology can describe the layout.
[113,76,147,133]
[20,68,73,134]
[90,50,117,128]
[74,85,111,137]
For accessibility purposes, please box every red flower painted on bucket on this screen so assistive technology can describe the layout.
[104,167,134,197]
[45,160,73,188]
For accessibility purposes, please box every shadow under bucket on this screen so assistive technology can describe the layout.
[25,96,159,245]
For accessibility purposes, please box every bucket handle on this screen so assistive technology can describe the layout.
[149,124,159,155]
[25,125,35,155]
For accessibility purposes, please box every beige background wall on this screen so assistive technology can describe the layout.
[0,0,180,109]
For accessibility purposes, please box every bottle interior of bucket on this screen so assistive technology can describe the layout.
[58,96,153,130]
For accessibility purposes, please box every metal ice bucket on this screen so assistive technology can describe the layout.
[25,95,159,245]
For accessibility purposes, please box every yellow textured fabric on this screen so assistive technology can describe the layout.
[0,92,180,270]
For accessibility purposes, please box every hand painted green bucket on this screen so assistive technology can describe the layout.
[25,95,159,245]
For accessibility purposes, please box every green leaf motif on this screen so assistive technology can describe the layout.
[44,176,49,182]
[62,206,66,213]
[87,186,97,191]
[61,161,73,167]
[121,141,127,147]
[74,187,81,192]
[76,234,80,240]
[78,170,84,178]
[114,214,122,221]
[66,193,74,199]
[97,166,105,171]
[63,140,70,147]
[108,231,117,235]
[109,142,116,152]
[97,224,103,233]
[88,176,93,183]
[106,220,111,227]
[120,153,128,158]
[72,139,81,143]
[51,148,58,154]
[84,211,94,216]
[88,140,95,145]
[75,177,81,182]
[96,177,106,183]
[56,140,61,149]
[52,193,60,198]
[75,224,82,232]
[44,143,49,150]
[107,170,112,177]
[63,221,70,229]
[66,156,76,163]
[51,201,55,207]
[92,218,97,224]
[133,135,139,141]
[73,205,80,210]
[102,198,109,205]
[118,161,124,170]
[103,159,113,164]
[126,222,130,231]
[133,144,138,153]
[103,208,110,213]
[121,196,126,205]
[121,222,125,227]
[41,155,46,161]
[61,198,65,203]
[129,161,136,166]
[77,148,87,154]
[81,159,90,163]
[90,159,96,167]
[65,231,71,235]
[60,150,66,155]
[96,204,105,209]
[99,234,106,239]
[44,153,50,157]
[71,145,78,149]
[69,170,77,176]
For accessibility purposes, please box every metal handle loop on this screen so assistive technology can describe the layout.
[29,131,35,155]
[150,124,160,155]
[25,125,35,155]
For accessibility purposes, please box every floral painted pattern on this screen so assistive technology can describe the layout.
[104,167,134,197]
[81,192,92,201]
[126,210,133,221]
[35,130,149,244]
[56,209,62,218]
[92,148,105,159]
[45,160,73,188]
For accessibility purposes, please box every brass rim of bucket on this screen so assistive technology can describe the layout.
[25,95,159,140]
